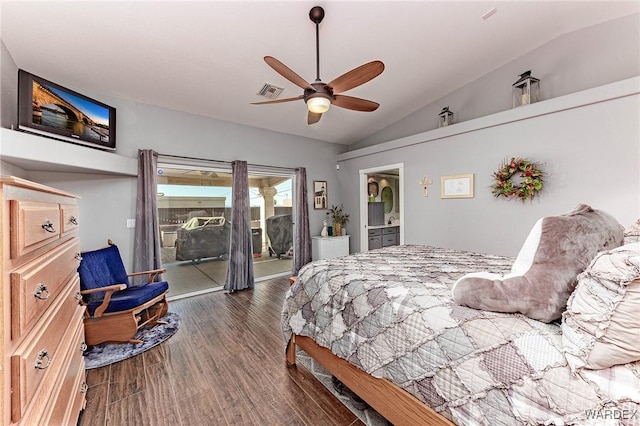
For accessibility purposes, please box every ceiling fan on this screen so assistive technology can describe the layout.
[251,6,385,125]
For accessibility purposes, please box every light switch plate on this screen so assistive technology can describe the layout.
[126,219,136,228]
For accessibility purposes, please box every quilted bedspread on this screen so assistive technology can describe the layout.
[282,245,640,425]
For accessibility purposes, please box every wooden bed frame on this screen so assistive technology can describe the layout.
[286,334,454,426]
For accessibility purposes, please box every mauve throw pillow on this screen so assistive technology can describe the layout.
[452,204,624,323]
[562,243,640,370]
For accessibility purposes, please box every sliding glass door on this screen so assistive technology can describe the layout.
[249,173,294,280]
[156,161,294,300]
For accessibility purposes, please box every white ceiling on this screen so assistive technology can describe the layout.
[2,1,638,145]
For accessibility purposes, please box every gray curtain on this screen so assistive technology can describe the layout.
[293,167,312,274]
[133,149,162,284]
[224,160,255,292]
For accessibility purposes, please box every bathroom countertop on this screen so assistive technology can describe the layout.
[367,223,400,230]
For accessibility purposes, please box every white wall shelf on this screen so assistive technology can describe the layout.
[0,128,138,176]
[338,76,640,162]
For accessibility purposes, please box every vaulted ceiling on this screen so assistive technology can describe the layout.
[2,1,638,145]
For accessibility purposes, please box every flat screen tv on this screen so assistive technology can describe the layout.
[18,69,116,151]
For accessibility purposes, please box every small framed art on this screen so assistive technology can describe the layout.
[313,180,328,209]
[441,174,474,199]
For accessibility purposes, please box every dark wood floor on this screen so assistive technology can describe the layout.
[78,277,366,426]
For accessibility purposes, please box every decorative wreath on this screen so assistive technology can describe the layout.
[491,157,545,201]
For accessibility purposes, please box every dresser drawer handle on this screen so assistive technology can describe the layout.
[80,341,88,352]
[34,284,50,300]
[41,220,56,233]
[69,216,79,225]
[74,253,83,261]
[35,350,51,370]
[80,382,89,394]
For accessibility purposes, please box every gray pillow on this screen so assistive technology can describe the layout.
[452,204,624,323]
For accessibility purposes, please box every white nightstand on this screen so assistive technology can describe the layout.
[312,235,350,261]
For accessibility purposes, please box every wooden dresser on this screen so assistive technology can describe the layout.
[1,176,86,425]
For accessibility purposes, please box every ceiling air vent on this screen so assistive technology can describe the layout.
[257,83,284,99]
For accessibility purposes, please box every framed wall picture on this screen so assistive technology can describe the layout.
[313,180,328,209]
[441,174,474,199]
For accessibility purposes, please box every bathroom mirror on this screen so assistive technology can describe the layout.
[381,186,393,213]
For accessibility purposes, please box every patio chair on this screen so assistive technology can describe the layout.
[77,240,169,346]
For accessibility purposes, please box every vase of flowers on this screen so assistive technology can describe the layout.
[327,204,349,236]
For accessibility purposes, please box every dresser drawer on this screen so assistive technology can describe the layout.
[60,204,80,236]
[368,228,381,237]
[382,234,398,247]
[10,200,61,259]
[382,226,399,235]
[40,320,86,426]
[10,238,82,340]
[368,236,382,250]
[10,279,82,422]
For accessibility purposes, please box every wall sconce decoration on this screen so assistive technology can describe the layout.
[438,106,454,127]
[512,70,540,108]
[419,175,433,197]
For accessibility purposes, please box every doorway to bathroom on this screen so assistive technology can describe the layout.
[359,163,404,252]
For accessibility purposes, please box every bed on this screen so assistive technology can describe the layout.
[282,210,640,426]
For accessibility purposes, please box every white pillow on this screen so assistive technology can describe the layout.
[562,242,640,370]
[624,219,640,244]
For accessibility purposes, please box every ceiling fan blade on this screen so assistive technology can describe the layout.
[332,94,380,112]
[264,56,313,90]
[308,111,322,125]
[326,61,385,94]
[251,95,304,105]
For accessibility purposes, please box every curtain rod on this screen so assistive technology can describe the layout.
[158,153,231,164]
[157,153,298,174]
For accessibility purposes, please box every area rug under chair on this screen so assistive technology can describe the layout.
[83,312,181,369]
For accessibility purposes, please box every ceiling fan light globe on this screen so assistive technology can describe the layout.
[307,96,331,113]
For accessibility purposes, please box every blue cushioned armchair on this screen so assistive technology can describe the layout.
[78,241,169,346]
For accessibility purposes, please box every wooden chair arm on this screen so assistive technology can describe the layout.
[80,284,126,318]
[127,268,167,283]
[80,284,127,294]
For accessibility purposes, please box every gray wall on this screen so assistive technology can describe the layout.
[340,14,640,258]
[353,13,640,149]
[0,42,28,175]
[339,91,639,257]
[0,41,18,128]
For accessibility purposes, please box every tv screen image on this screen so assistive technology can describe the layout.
[18,69,116,151]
